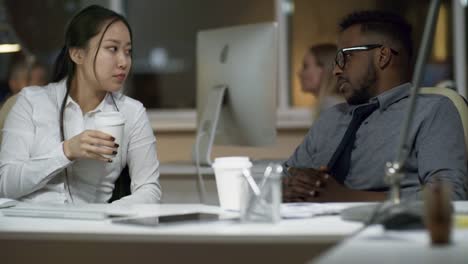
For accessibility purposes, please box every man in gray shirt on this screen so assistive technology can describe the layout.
[284,11,467,202]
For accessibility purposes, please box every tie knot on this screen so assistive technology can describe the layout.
[354,101,379,117]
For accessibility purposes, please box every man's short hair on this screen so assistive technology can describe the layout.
[7,54,47,81]
[7,56,29,80]
[339,10,413,61]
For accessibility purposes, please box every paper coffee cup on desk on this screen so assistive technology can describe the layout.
[95,111,125,159]
[212,156,252,211]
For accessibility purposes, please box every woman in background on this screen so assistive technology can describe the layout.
[298,43,344,118]
[0,5,161,204]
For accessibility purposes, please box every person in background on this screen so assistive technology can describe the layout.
[7,55,48,96]
[0,5,161,204]
[298,43,344,118]
[283,10,467,202]
[0,56,48,143]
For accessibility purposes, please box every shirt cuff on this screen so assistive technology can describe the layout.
[53,142,73,168]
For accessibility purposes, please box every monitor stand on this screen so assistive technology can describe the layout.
[191,85,227,204]
[192,84,227,166]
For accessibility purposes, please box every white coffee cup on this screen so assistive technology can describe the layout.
[94,111,126,159]
[212,156,252,211]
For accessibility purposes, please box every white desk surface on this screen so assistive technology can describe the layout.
[159,161,214,175]
[314,201,468,264]
[159,159,285,176]
[0,203,363,244]
[4,202,467,264]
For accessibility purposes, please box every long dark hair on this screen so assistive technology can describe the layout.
[52,5,132,141]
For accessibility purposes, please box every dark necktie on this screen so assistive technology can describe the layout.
[327,102,380,184]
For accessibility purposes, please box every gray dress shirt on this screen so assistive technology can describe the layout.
[285,83,467,200]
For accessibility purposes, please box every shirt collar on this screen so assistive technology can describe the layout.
[55,78,119,113]
[65,93,114,113]
[345,82,411,114]
[375,82,411,111]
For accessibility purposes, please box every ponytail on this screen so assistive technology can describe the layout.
[52,46,71,83]
[53,45,73,140]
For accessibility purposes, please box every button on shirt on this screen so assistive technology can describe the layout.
[285,83,467,200]
[0,80,161,204]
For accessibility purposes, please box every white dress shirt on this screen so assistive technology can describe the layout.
[0,80,161,204]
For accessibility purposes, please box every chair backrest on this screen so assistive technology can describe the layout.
[109,166,131,202]
[420,87,468,155]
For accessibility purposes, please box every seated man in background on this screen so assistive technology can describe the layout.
[283,10,467,202]
[0,55,48,143]
[4,54,48,99]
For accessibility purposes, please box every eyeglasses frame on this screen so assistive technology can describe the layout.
[334,44,399,69]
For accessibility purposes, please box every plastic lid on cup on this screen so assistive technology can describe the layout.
[212,156,252,169]
[95,111,126,126]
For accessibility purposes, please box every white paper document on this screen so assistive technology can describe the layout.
[281,203,348,219]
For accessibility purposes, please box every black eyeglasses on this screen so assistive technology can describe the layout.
[334,44,399,69]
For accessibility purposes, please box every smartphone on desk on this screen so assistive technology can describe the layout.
[112,212,237,227]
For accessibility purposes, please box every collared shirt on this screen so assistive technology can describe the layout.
[285,83,467,200]
[0,80,161,204]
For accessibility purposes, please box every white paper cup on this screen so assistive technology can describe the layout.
[95,112,125,159]
[212,156,252,211]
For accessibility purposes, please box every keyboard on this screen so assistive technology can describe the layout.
[1,203,135,220]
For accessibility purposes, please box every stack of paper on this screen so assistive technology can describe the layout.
[281,203,347,219]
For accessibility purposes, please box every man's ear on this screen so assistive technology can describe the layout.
[69,47,85,65]
[377,47,392,69]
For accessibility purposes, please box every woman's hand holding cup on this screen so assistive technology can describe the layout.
[63,130,118,162]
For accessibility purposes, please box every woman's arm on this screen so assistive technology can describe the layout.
[0,92,72,199]
[113,106,161,204]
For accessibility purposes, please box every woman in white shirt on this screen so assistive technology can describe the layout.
[0,5,161,204]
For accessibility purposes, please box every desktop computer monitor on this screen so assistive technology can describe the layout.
[193,22,278,166]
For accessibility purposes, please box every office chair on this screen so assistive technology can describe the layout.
[420,87,468,155]
[109,166,131,202]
